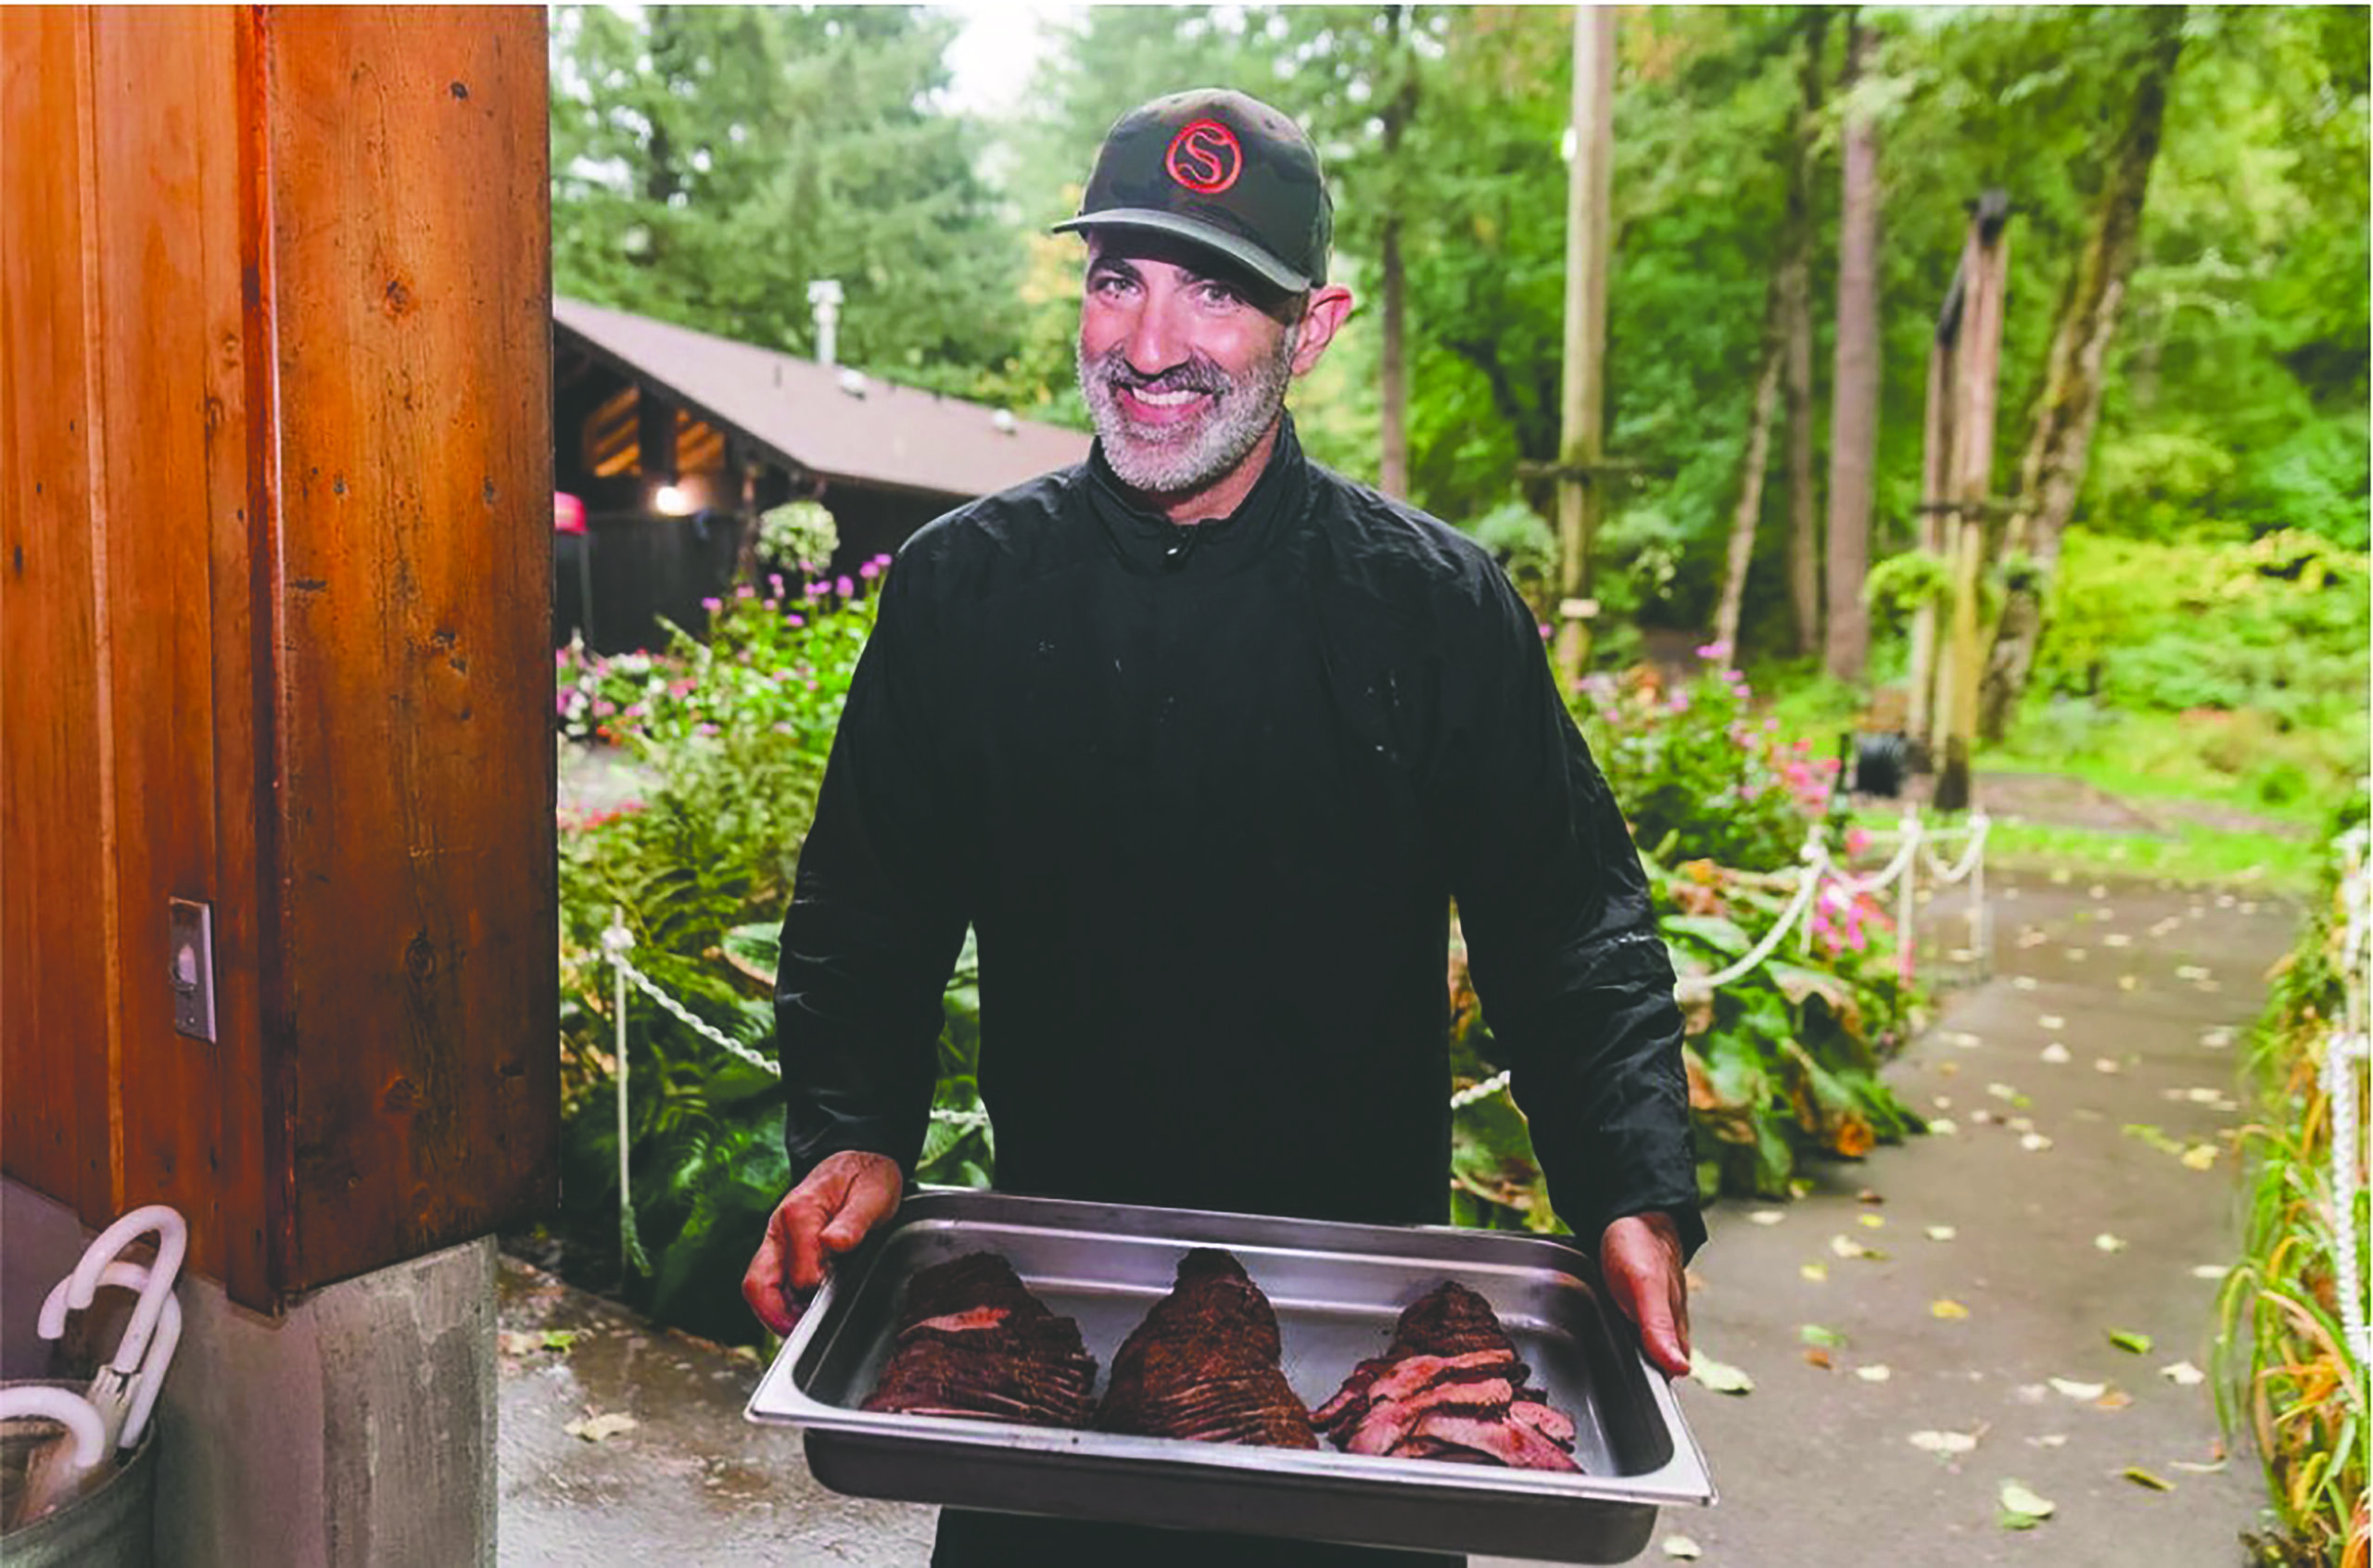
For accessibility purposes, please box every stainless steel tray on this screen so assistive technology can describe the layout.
[747,1189,1712,1562]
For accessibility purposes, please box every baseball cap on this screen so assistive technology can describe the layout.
[1053,89,1332,294]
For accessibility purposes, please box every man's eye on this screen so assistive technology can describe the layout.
[1196,284,1243,308]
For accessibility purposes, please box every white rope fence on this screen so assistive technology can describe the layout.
[2327,825,2370,1371]
[589,809,1989,1262]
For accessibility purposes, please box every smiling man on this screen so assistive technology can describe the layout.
[745,90,1703,1568]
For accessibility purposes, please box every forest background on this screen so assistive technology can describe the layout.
[550,2,2368,823]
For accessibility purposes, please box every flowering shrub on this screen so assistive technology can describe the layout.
[1575,645,1846,873]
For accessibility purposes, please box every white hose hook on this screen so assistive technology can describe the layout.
[35,1261,184,1449]
[54,1205,186,1377]
[0,1385,107,1473]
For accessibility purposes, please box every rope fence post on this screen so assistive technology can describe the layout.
[603,907,634,1278]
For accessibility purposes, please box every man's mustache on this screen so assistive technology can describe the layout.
[1085,348,1231,398]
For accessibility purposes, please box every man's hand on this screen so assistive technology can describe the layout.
[742,1150,905,1336]
[1600,1210,1691,1379]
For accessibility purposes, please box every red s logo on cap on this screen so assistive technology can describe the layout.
[1164,120,1243,196]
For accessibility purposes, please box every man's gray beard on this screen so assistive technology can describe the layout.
[1077,328,1297,500]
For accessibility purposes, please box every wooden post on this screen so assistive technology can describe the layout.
[1554,6,1615,686]
[1908,337,1950,744]
[1933,195,2011,814]
[2,6,558,1304]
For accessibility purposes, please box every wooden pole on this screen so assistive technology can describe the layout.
[1935,195,2011,814]
[1554,6,1615,686]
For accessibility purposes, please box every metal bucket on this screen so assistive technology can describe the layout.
[0,1379,158,1568]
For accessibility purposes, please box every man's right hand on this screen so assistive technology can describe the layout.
[742,1149,905,1336]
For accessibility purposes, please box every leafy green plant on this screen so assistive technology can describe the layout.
[2214,795,2370,1568]
[1576,657,1846,874]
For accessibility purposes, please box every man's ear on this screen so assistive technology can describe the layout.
[1288,285,1356,377]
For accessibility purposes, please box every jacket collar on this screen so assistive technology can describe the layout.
[1085,412,1308,575]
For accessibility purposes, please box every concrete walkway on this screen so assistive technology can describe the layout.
[498,870,2297,1566]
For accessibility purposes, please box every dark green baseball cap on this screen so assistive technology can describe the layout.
[1053,89,1333,294]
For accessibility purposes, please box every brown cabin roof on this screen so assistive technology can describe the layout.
[553,296,1089,503]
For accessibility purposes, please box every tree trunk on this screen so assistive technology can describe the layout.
[1978,7,2186,739]
[1823,15,1880,683]
[1782,9,1827,660]
[1377,6,1414,499]
[1379,218,1408,498]
[1714,326,1785,666]
[1554,6,1615,687]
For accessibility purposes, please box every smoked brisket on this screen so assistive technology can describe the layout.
[861,1252,1098,1428]
[1312,1281,1580,1472]
[1093,1248,1320,1449]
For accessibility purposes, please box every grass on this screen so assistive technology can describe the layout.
[1978,819,2323,896]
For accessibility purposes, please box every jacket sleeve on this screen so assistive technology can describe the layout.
[1427,567,1706,1259]
[775,553,969,1180]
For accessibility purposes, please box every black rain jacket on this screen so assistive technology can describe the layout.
[774,416,1705,1258]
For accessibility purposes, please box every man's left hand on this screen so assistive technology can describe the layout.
[1600,1210,1691,1379]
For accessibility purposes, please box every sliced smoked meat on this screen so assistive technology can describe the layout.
[1313,1281,1580,1473]
[1093,1248,1319,1450]
[861,1252,1098,1429]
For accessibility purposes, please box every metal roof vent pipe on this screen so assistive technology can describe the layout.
[807,279,844,369]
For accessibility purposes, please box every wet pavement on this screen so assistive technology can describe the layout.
[497,870,2298,1566]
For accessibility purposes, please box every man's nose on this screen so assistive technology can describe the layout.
[1123,297,1186,377]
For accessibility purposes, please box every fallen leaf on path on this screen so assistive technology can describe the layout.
[2159,1361,2203,1385]
[497,1331,541,1357]
[2175,965,2213,982]
[1857,1188,1885,1205]
[1801,1324,1847,1348]
[1926,1224,1958,1241]
[565,1412,640,1443]
[1748,1208,1785,1225]
[2049,1378,2107,1400]
[2095,1058,2123,1074]
[2020,1132,2054,1152]
[2040,1043,2071,1064]
[2117,975,2140,992]
[1998,1480,2056,1529]
[2011,975,2039,990]
[2096,1389,2135,1410]
[1910,1429,1979,1456]
[1855,1365,1892,1383]
[2189,1265,2228,1282]
[2094,1233,2127,1253]
[2108,1330,2154,1355]
[2125,1123,2181,1154]
[2122,1466,2174,1492]
[1929,1118,1960,1135]
[2063,947,2089,962]
[1987,1082,2019,1101]
[2104,933,2132,948]
[1660,1535,1703,1561]
[2087,883,2108,899]
[1789,1178,1814,1198]
[2026,1434,2068,1448]
[1803,1348,1833,1370]
[1691,1350,1754,1395]
[2169,1458,2228,1474]
[1801,1262,1830,1283]
[2200,1026,2233,1049]
[2038,1014,2066,1031]
[1942,1031,1983,1049]
[1932,1095,1953,1109]
[2180,1144,2219,1170]
[1932,1299,1971,1321]
[1859,1213,1886,1231]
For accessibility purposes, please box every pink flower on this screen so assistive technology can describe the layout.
[695,722,720,737]
[1695,640,1732,661]
[787,614,805,628]
[736,584,756,599]
[701,596,722,613]
[1539,624,1554,641]
[836,575,856,597]
[858,560,882,580]
[1846,827,1872,854]
[768,574,786,598]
